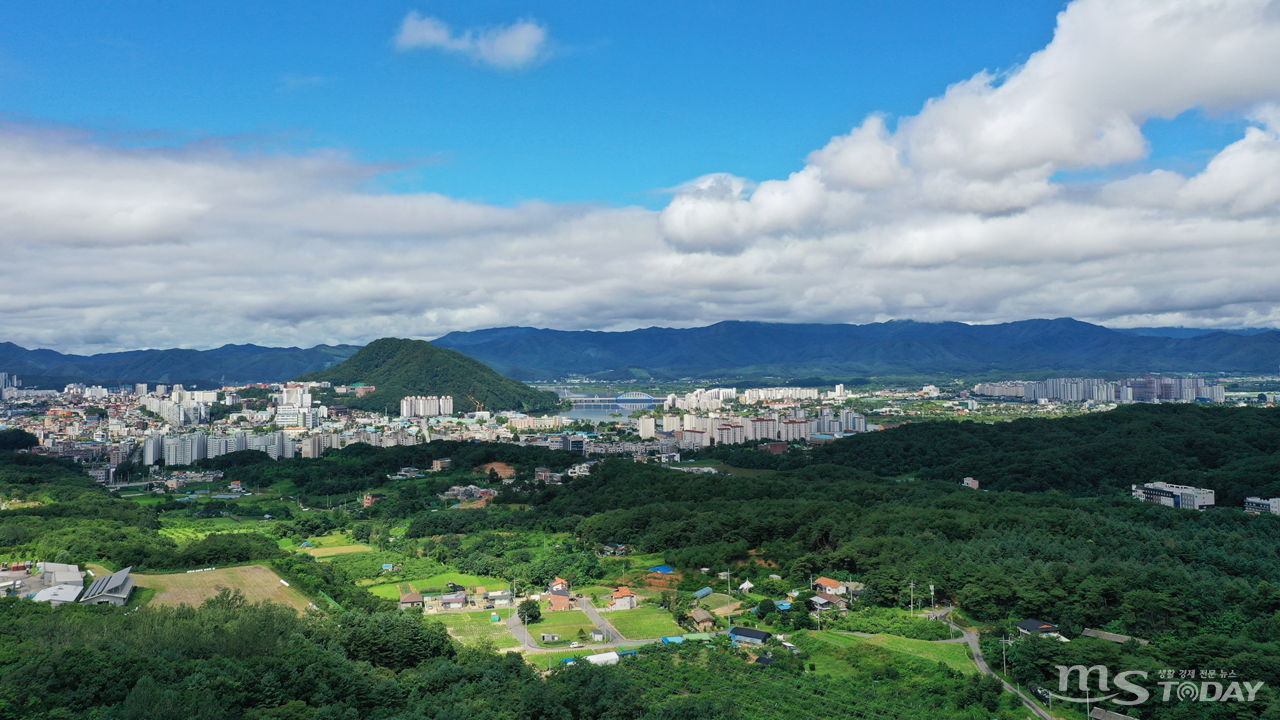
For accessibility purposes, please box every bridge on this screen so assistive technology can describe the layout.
[565,391,657,411]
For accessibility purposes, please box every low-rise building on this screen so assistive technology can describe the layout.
[610,586,638,611]
[79,567,134,606]
[1245,496,1280,515]
[1016,618,1060,637]
[728,626,772,645]
[1132,482,1215,510]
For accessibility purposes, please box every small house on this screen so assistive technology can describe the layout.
[549,577,569,592]
[610,586,638,611]
[815,592,848,611]
[589,630,605,642]
[439,591,467,610]
[487,589,513,606]
[399,592,424,610]
[729,626,772,645]
[814,577,845,595]
[690,607,717,630]
[1016,619,1060,637]
[540,633,561,643]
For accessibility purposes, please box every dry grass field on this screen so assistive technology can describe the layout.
[133,565,313,613]
[308,544,373,558]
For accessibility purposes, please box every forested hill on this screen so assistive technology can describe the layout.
[0,341,357,386]
[686,404,1280,507]
[432,318,1280,378]
[295,337,560,413]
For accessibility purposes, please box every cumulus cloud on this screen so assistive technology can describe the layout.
[5,0,1280,353]
[395,13,548,69]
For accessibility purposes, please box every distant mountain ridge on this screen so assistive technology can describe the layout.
[295,338,560,413]
[432,318,1280,378]
[0,342,359,386]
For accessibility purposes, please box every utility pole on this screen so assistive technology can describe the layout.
[909,581,915,615]
[998,636,1016,677]
[930,584,935,610]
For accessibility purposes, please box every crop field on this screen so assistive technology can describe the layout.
[701,593,739,615]
[433,609,520,649]
[282,532,374,558]
[133,565,313,613]
[606,606,682,639]
[310,544,374,558]
[159,519,267,546]
[527,610,596,644]
[408,573,508,593]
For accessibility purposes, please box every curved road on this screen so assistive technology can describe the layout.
[934,608,1053,720]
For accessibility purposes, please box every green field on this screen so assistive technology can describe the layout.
[805,631,977,676]
[158,518,268,546]
[526,610,597,645]
[433,609,520,649]
[607,606,682,639]
[524,647,631,671]
[366,573,509,600]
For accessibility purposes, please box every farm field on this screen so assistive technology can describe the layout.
[133,565,313,613]
[525,647,632,671]
[606,606,682,639]
[526,610,596,645]
[856,634,977,674]
[309,544,373,558]
[432,609,519,649]
[158,519,268,546]
[282,532,373,558]
[366,573,509,600]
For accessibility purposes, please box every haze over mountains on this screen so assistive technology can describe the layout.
[432,319,1280,379]
[3,318,1280,387]
[0,342,358,388]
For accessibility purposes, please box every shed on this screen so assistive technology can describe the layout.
[690,607,717,630]
[1081,628,1149,645]
[541,633,561,642]
[661,636,684,644]
[728,626,772,645]
[692,587,713,599]
[32,584,82,606]
[590,630,605,642]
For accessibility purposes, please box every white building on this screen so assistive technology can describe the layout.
[1132,482,1215,511]
[638,416,656,439]
[1244,497,1280,515]
[715,424,745,445]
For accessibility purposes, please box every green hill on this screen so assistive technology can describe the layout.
[295,338,560,414]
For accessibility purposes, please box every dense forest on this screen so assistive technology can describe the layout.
[690,403,1280,506]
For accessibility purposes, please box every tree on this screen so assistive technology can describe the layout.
[518,598,542,625]
[0,428,38,450]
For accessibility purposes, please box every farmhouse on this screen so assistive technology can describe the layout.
[690,607,717,630]
[486,590,513,606]
[79,566,134,606]
[548,589,574,612]
[1016,619,1060,637]
[609,586,638,611]
[439,591,467,610]
[548,577,569,592]
[813,577,846,595]
[398,592,424,610]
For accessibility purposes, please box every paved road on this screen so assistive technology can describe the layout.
[580,600,623,643]
[507,612,539,650]
[943,613,1054,720]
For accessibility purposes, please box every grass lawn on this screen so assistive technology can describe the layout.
[526,610,597,645]
[814,632,977,675]
[607,606,682,639]
[701,593,740,615]
[133,565,313,613]
[433,609,520,649]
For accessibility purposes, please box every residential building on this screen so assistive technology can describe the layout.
[301,435,324,458]
[813,577,846,595]
[715,424,745,445]
[638,416,656,439]
[690,607,717,630]
[363,493,387,508]
[399,592,424,610]
[1132,481,1215,510]
[439,591,467,610]
[961,477,980,490]
[1016,619,1060,637]
[431,458,452,471]
[548,589,573,612]
[610,586,638,611]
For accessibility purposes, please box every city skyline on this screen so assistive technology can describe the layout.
[4,0,1280,353]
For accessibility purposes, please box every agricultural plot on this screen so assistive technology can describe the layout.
[606,606,682,639]
[159,519,268,546]
[526,610,597,645]
[856,635,976,674]
[525,647,630,671]
[284,532,373,558]
[433,609,520,649]
[134,565,312,613]
[410,573,507,593]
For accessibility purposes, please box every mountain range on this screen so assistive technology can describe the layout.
[432,318,1280,379]
[295,338,560,413]
[0,342,358,388]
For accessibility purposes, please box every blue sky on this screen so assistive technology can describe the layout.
[3,0,1280,352]
[0,0,1119,206]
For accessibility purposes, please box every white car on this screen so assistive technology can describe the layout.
[569,641,582,648]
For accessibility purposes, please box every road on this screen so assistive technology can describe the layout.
[580,598,623,643]
[938,609,1054,720]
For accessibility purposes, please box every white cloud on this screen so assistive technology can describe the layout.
[5,0,1280,354]
[395,13,548,69]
